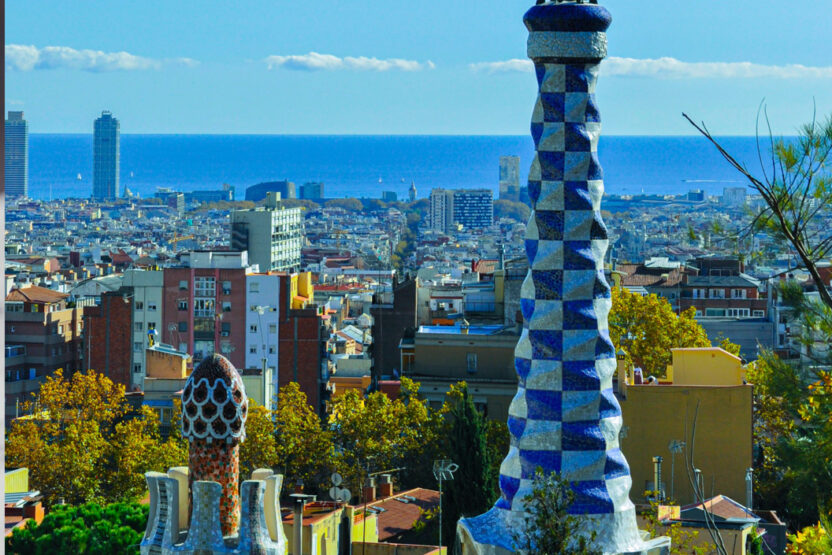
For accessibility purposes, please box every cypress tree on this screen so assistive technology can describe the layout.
[441,383,498,548]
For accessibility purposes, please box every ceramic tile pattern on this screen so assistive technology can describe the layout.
[181,354,248,537]
[457,3,652,554]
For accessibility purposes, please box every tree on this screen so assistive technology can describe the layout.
[325,198,363,212]
[511,469,600,554]
[641,498,713,555]
[238,399,278,478]
[6,370,182,507]
[608,287,712,376]
[6,501,149,555]
[330,377,442,497]
[441,383,498,548]
[746,351,832,529]
[273,383,335,493]
[494,199,531,223]
[684,111,832,309]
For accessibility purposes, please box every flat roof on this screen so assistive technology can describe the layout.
[418,324,506,335]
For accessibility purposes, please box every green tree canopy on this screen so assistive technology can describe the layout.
[6,370,185,507]
[441,383,498,548]
[608,287,712,376]
[6,501,149,555]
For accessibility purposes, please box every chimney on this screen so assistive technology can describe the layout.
[294,479,304,494]
[363,477,377,503]
[652,456,664,501]
[378,474,393,498]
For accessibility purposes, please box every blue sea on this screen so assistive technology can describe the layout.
[26,134,773,201]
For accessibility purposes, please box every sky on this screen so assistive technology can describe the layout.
[5,0,832,135]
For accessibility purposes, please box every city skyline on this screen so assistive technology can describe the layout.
[5,0,832,136]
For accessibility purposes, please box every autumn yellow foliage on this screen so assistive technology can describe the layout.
[6,369,187,507]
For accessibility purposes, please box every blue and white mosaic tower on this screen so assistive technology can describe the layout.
[457,3,669,554]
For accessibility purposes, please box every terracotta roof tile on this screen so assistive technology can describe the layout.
[6,286,69,304]
[365,488,439,541]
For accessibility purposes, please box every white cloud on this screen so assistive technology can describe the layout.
[603,57,832,79]
[265,52,434,72]
[5,44,198,72]
[469,56,832,79]
[469,59,533,74]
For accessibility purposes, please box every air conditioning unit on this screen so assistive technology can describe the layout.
[221,331,230,337]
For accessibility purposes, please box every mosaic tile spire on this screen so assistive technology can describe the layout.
[457,3,662,553]
[181,353,249,536]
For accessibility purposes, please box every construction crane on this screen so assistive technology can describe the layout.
[169,233,195,249]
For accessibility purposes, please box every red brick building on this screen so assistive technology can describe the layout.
[161,267,248,370]
[82,291,134,389]
[278,305,328,414]
[5,286,83,425]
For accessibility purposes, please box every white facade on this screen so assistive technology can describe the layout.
[123,269,164,389]
[245,274,283,401]
[231,199,303,273]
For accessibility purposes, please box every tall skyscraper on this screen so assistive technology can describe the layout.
[498,155,520,201]
[5,111,29,199]
[93,111,120,200]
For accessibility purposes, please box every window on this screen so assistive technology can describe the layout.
[178,342,188,353]
[221,322,231,336]
[249,282,259,293]
[147,303,157,312]
[135,322,143,332]
[134,342,143,352]
[194,277,215,297]
[178,300,188,311]
[269,323,277,334]
[726,308,750,318]
[58,324,64,334]
[6,302,23,312]
[9,326,15,334]
[179,280,189,290]
[222,302,231,312]
[78,323,82,333]
[753,310,765,317]
[148,322,156,330]
[135,301,144,310]
[221,342,233,354]
[269,346,276,354]
[249,346,258,354]
[178,321,188,332]
[692,289,705,299]
[133,363,142,373]
[467,353,478,373]
[193,298,215,318]
[222,281,232,295]
[710,289,725,299]
[250,324,258,333]
[731,289,747,299]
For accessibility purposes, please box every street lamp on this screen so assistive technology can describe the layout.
[433,459,459,550]
[668,439,685,501]
[255,305,275,410]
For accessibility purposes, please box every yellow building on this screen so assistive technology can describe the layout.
[281,503,378,555]
[666,347,745,386]
[143,343,191,430]
[618,347,752,506]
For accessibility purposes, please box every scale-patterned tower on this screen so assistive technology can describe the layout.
[457,2,669,553]
[181,354,249,536]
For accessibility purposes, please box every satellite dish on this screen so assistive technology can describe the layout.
[331,472,343,487]
[329,486,351,503]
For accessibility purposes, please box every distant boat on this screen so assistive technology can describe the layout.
[130,171,135,178]
[378,177,383,184]
[401,178,405,183]
[76,173,82,181]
